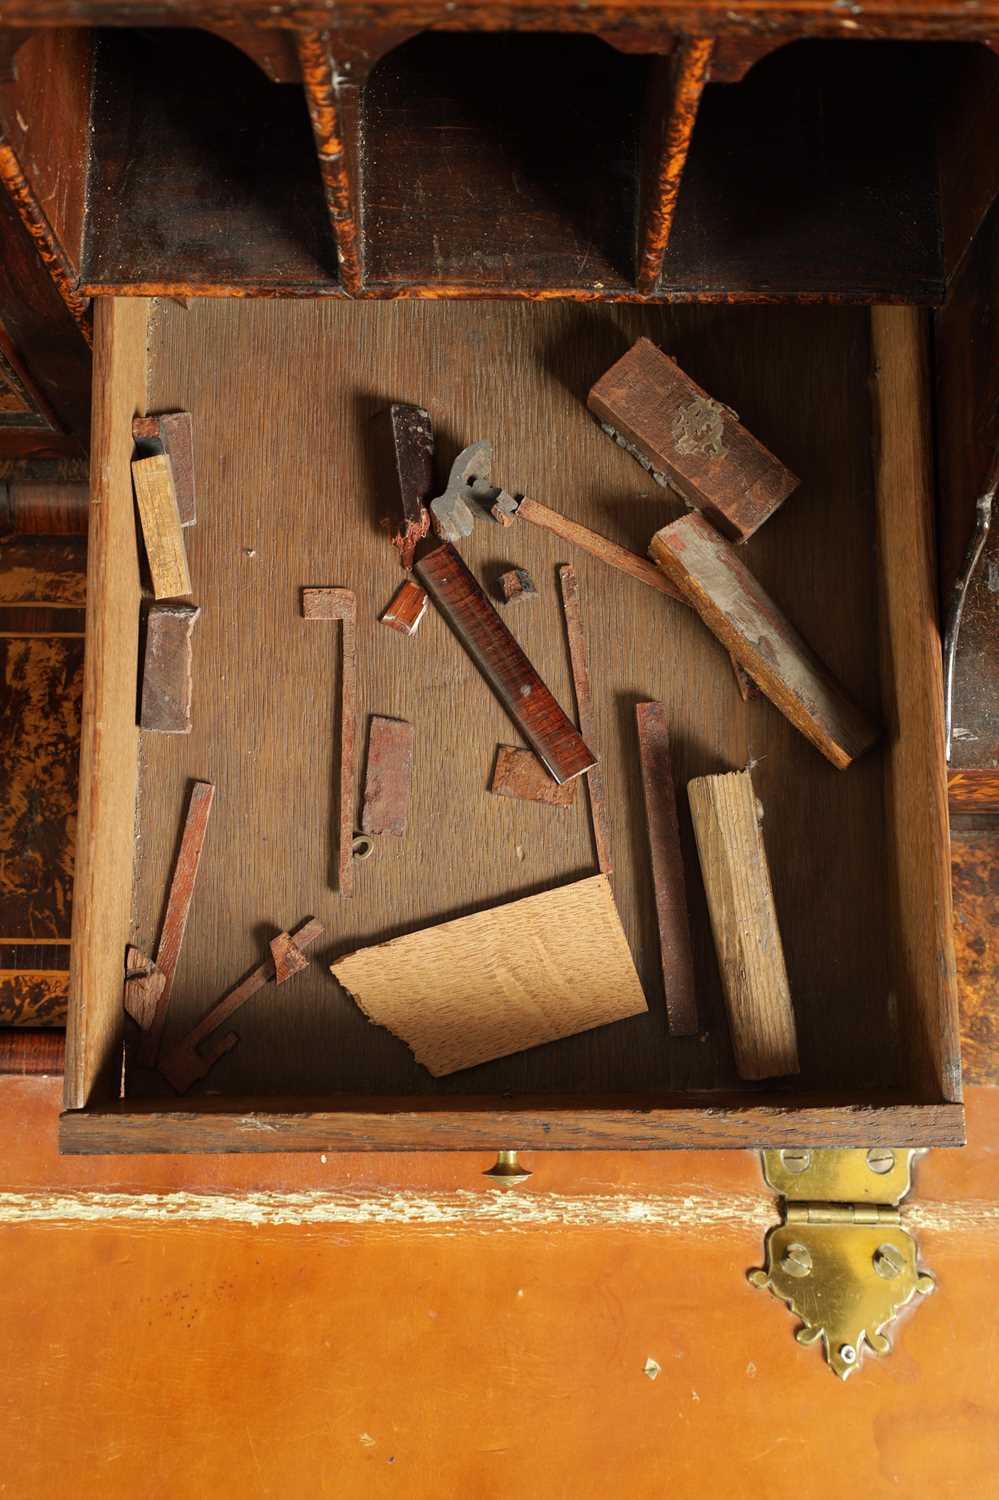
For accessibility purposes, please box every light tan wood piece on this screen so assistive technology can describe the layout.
[651,512,879,769]
[330,873,648,1077]
[131,452,191,600]
[687,771,799,1081]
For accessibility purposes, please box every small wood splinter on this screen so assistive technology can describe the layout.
[499,567,537,604]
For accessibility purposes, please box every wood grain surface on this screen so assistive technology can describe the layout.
[117,298,903,1113]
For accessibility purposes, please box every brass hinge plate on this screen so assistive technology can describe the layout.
[749,1148,935,1380]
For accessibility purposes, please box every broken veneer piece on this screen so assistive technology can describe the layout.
[159,917,324,1094]
[302,587,357,895]
[588,337,798,543]
[140,602,200,733]
[331,874,647,1076]
[498,567,537,604]
[687,770,799,1080]
[651,512,879,769]
[383,403,432,570]
[380,579,429,637]
[361,715,415,837]
[270,929,312,985]
[490,745,578,807]
[635,702,697,1035]
[133,411,196,526]
[131,452,192,600]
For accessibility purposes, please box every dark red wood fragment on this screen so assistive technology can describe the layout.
[415,542,595,786]
[133,411,196,526]
[361,715,415,836]
[635,701,698,1035]
[380,579,428,636]
[140,602,200,734]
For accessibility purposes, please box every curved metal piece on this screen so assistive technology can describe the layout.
[944,490,994,761]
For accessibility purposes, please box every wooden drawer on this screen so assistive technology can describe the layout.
[60,296,962,1153]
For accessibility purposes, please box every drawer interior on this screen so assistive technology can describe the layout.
[62,296,962,1151]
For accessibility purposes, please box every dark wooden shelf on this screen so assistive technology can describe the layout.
[82,28,339,293]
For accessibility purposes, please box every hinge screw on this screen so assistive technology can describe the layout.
[780,1242,813,1278]
[779,1148,812,1174]
[866,1148,896,1175]
[838,1343,858,1366]
[484,1149,531,1187]
[873,1243,906,1279]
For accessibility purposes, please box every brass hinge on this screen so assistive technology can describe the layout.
[749,1147,935,1380]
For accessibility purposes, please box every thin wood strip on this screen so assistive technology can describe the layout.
[558,565,613,873]
[298,31,363,296]
[136,781,215,1068]
[635,702,697,1034]
[518,495,683,601]
[302,588,357,894]
[636,39,714,296]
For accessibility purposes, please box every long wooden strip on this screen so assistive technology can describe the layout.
[687,771,799,1080]
[558,565,613,874]
[651,512,879,769]
[415,542,595,785]
[331,874,647,1077]
[636,39,714,295]
[159,918,324,1094]
[136,779,215,1068]
[635,703,697,1034]
[131,453,191,599]
[302,587,357,894]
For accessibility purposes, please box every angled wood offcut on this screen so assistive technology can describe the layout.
[133,411,196,526]
[635,702,697,1035]
[490,745,578,807]
[140,602,200,733]
[160,917,324,1094]
[361,715,415,836]
[651,512,879,769]
[559,565,613,874]
[588,337,799,542]
[687,771,799,1080]
[270,930,312,985]
[330,874,647,1076]
[135,780,215,1068]
[302,587,357,895]
[131,452,192,599]
[123,946,165,1033]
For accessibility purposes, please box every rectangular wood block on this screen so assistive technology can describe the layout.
[651,512,879,769]
[635,702,697,1035]
[133,411,196,525]
[380,579,429,636]
[490,745,578,807]
[588,336,798,542]
[361,715,415,836]
[131,453,191,599]
[330,873,648,1076]
[687,770,799,1081]
[140,603,200,734]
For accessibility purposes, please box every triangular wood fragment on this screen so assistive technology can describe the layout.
[270,930,311,985]
[123,947,166,1032]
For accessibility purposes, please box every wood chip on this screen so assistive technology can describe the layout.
[361,715,415,836]
[498,567,537,604]
[302,587,356,894]
[131,452,191,599]
[133,411,196,526]
[490,745,578,807]
[330,873,648,1076]
[687,770,799,1080]
[270,930,311,985]
[651,512,879,769]
[140,602,200,734]
[123,947,165,1032]
[588,337,798,542]
[380,579,429,636]
[635,702,697,1034]
[559,565,613,874]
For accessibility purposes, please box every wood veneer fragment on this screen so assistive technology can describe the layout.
[687,770,799,1080]
[361,715,414,836]
[559,565,612,874]
[380,579,428,636]
[131,452,191,599]
[651,512,879,769]
[490,745,577,807]
[302,586,356,894]
[140,602,200,733]
[635,702,697,1034]
[330,873,647,1076]
[136,780,215,1068]
[132,412,196,525]
[415,542,595,786]
[589,337,798,542]
[270,931,311,985]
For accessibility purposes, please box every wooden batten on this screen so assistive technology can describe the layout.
[871,305,962,1105]
[64,297,149,1111]
[636,39,713,296]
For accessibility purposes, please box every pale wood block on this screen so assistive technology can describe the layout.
[330,873,648,1076]
[687,770,799,1081]
[651,511,879,769]
[131,452,191,600]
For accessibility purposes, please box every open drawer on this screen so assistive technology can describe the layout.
[60,297,962,1153]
